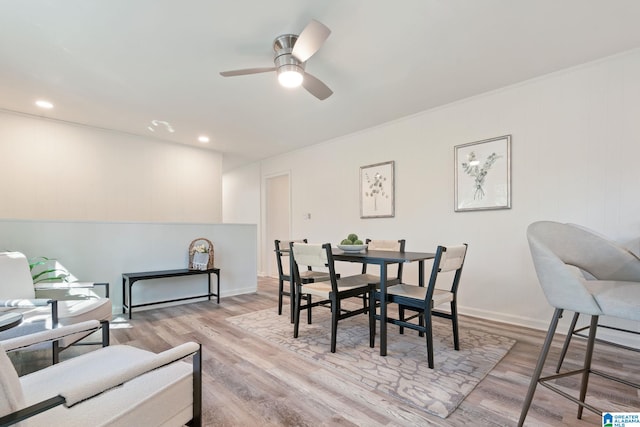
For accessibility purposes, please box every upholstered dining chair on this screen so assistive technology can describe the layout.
[290,242,373,353]
[0,251,111,364]
[274,239,333,323]
[359,239,406,311]
[369,244,468,369]
[0,320,202,426]
[361,239,406,286]
[518,221,640,426]
[553,223,640,373]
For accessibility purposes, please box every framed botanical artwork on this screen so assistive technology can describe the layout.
[360,160,395,218]
[454,135,511,212]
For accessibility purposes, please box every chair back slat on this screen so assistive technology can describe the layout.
[438,245,467,272]
[425,244,468,303]
[367,240,402,251]
[291,243,327,269]
[362,239,406,280]
[274,239,308,278]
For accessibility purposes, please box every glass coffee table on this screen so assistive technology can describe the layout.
[0,312,23,331]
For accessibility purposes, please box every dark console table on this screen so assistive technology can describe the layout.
[122,268,220,319]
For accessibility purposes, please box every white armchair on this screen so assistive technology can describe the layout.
[0,252,111,363]
[0,320,202,426]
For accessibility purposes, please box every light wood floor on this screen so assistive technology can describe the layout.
[11,277,640,426]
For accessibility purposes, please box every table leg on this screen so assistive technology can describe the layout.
[289,254,295,323]
[216,271,220,304]
[122,277,126,314]
[207,274,212,301]
[379,263,388,356]
[128,280,133,320]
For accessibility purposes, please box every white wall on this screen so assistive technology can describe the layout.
[0,111,223,222]
[221,161,260,224]
[0,112,258,312]
[0,220,257,312]
[223,49,640,332]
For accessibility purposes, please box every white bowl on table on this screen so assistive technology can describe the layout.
[337,244,368,253]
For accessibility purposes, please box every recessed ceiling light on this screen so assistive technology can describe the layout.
[198,136,210,143]
[35,100,54,109]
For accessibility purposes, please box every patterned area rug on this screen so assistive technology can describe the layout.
[227,305,515,418]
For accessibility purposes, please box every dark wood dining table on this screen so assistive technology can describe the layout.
[332,248,435,356]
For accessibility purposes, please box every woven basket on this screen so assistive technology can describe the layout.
[188,238,214,270]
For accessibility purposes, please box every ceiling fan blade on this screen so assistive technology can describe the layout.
[219,67,276,77]
[292,19,331,63]
[302,72,333,100]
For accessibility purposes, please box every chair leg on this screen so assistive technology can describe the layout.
[518,308,563,427]
[277,279,284,316]
[101,320,110,347]
[52,341,60,364]
[451,300,460,351]
[369,289,376,348]
[293,285,302,339]
[577,315,598,419]
[289,279,296,324]
[424,309,434,369]
[192,344,203,427]
[307,294,312,324]
[330,295,339,353]
[556,312,580,373]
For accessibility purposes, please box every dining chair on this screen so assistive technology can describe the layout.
[290,242,373,353]
[274,239,333,323]
[553,223,640,373]
[369,244,468,369]
[519,221,640,425]
[359,239,406,311]
[0,320,202,426]
[361,239,406,286]
[0,251,111,364]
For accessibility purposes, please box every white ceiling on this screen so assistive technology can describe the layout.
[2,1,640,171]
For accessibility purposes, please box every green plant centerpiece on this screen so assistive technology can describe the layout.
[340,233,364,246]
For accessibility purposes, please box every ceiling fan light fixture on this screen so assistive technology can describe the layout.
[277,65,303,88]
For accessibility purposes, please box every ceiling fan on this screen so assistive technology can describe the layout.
[219,19,333,100]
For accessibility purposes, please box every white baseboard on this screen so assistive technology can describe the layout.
[459,305,558,332]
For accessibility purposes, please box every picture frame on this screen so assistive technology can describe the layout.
[360,160,395,218]
[454,135,511,212]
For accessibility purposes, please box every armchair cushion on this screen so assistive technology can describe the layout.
[1,318,199,427]
[0,252,35,300]
[20,346,195,427]
[0,345,25,418]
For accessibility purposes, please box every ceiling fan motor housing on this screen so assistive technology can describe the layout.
[273,34,305,74]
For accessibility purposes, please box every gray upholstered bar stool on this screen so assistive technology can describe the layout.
[554,223,640,373]
[519,221,640,426]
